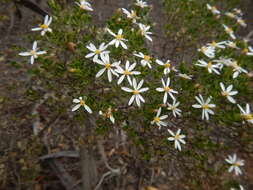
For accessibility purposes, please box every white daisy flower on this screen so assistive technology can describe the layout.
[72,96,92,113]
[231,185,245,190]
[225,41,239,49]
[206,41,226,49]
[167,99,182,117]
[206,4,220,15]
[31,15,52,36]
[133,52,152,68]
[196,60,221,75]
[177,73,193,80]
[156,77,178,104]
[151,108,168,129]
[115,61,141,85]
[138,23,152,42]
[122,8,140,23]
[99,107,115,124]
[167,129,186,151]
[225,12,237,19]
[107,28,128,49]
[237,103,253,124]
[19,41,46,65]
[156,59,173,75]
[192,94,216,120]
[75,0,93,11]
[121,78,149,107]
[230,61,248,78]
[220,82,238,104]
[198,46,215,58]
[94,53,120,82]
[85,42,110,61]
[237,18,247,27]
[223,24,236,40]
[225,154,244,176]
[246,46,253,56]
[233,8,243,16]
[135,0,148,8]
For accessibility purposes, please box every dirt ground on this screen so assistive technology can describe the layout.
[1,0,253,190]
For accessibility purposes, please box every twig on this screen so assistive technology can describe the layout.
[39,151,80,160]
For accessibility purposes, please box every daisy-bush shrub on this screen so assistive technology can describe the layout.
[18,0,253,189]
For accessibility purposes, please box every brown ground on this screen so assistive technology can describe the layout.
[1,0,253,190]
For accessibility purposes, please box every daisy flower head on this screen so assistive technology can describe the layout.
[107,28,128,49]
[225,154,244,176]
[156,59,172,75]
[72,96,92,113]
[177,73,193,80]
[230,61,248,78]
[135,0,149,8]
[198,46,215,58]
[231,185,245,190]
[75,0,93,11]
[115,61,141,85]
[237,18,247,27]
[246,46,253,56]
[223,24,236,40]
[225,41,239,49]
[196,60,221,75]
[206,4,221,15]
[167,99,182,117]
[122,8,140,23]
[156,77,178,104]
[85,42,110,61]
[237,103,253,124]
[19,41,46,65]
[167,129,186,151]
[225,12,237,19]
[192,94,216,120]
[94,53,120,82]
[31,15,52,36]
[138,23,152,42]
[99,107,115,124]
[233,8,243,16]
[220,82,238,104]
[133,52,152,68]
[206,41,226,49]
[151,108,168,129]
[121,78,149,107]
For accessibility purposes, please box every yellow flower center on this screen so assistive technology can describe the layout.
[154,117,160,122]
[202,104,209,109]
[30,50,36,55]
[175,134,180,140]
[40,24,49,29]
[80,4,88,10]
[211,6,217,12]
[80,100,86,106]
[133,90,139,95]
[242,48,248,54]
[116,34,123,40]
[105,63,111,69]
[207,62,212,68]
[211,41,217,47]
[164,87,171,92]
[95,49,101,54]
[131,11,137,18]
[124,70,131,75]
[144,55,151,61]
[232,162,241,167]
[242,114,253,121]
[221,91,229,97]
[165,63,171,68]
